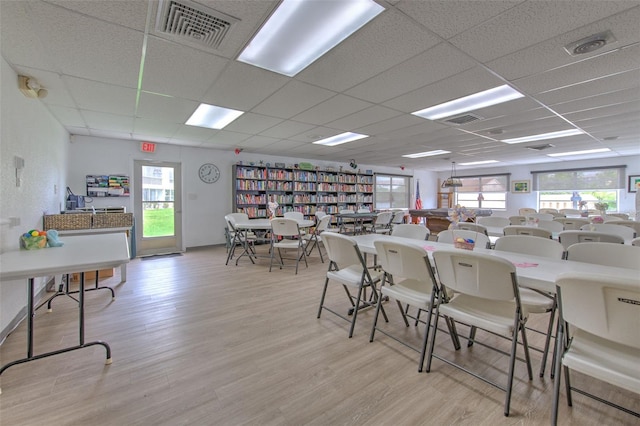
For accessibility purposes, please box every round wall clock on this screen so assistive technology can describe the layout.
[198,163,220,183]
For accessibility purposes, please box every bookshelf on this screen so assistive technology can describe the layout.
[232,165,374,219]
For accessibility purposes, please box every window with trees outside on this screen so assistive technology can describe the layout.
[374,175,410,210]
[455,174,509,210]
[532,166,625,212]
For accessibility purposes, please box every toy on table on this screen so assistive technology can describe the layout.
[46,229,64,247]
[21,229,48,249]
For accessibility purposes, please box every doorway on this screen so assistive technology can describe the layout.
[133,160,183,256]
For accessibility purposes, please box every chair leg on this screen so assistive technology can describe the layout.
[551,320,565,426]
[418,304,435,372]
[539,301,557,377]
[317,277,330,318]
[369,288,385,342]
[503,327,519,417]
[348,285,365,338]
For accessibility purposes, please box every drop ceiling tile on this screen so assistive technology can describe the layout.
[449,1,635,63]
[383,66,505,113]
[65,76,137,115]
[137,92,200,123]
[514,43,640,96]
[142,37,229,100]
[252,80,336,119]
[345,42,476,104]
[46,105,86,128]
[133,118,181,137]
[224,113,283,134]
[29,1,143,87]
[297,8,442,92]
[488,6,640,80]
[202,61,289,111]
[46,0,150,31]
[82,111,134,132]
[327,105,402,132]
[259,120,317,139]
[396,0,520,40]
[292,95,372,125]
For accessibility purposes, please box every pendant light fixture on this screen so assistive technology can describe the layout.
[442,161,462,188]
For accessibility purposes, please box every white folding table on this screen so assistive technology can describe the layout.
[0,233,130,391]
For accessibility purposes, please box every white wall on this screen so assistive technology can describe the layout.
[67,136,420,248]
[1,57,69,332]
[437,156,640,217]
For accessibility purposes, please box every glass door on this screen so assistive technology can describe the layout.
[133,160,182,256]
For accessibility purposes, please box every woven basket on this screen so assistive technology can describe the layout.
[92,213,134,228]
[454,240,475,250]
[43,214,92,230]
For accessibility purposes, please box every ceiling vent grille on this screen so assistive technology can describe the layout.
[527,143,555,151]
[564,31,616,56]
[442,113,483,126]
[154,0,237,50]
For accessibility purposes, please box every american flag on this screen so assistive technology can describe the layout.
[415,180,423,210]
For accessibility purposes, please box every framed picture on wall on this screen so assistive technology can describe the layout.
[512,180,530,193]
[629,175,640,193]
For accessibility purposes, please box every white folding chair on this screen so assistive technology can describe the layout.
[436,229,491,249]
[604,220,640,237]
[503,225,552,239]
[582,223,635,241]
[539,208,559,215]
[303,214,332,262]
[559,208,583,218]
[527,213,554,222]
[519,208,537,216]
[553,217,589,230]
[390,210,406,229]
[269,218,307,274]
[224,213,257,266]
[558,230,624,250]
[364,211,393,234]
[566,242,640,270]
[477,216,511,237]
[536,219,563,234]
[390,224,430,240]
[552,273,640,424]
[455,222,488,235]
[283,211,304,221]
[317,232,385,338]
[427,250,533,417]
[370,240,448,371]
[494,235,565,377]
[338,209,356,234]
[509,215,526,225]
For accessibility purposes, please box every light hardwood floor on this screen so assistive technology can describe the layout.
[1,244,638,425]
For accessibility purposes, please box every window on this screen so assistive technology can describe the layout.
[532,166,625,211]
[455,174,509,210]
[374,174,410,210]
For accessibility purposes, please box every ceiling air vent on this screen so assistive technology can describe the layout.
[442,113,483,126]
[154,0,238,50]
[564,31,616,56]
[527,143,555,151]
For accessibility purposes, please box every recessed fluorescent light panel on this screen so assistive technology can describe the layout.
[237,0,384,76]
[412,85,524,120]
[547,148,611,157]
[501,129,584,144]
[312,132,368,147]
[186,104,244,129]
[402,150,450,159]
[459,160,499,166]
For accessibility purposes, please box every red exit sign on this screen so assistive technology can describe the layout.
[141,142,156,153]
